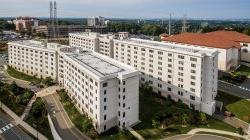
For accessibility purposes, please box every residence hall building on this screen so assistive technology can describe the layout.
[69,32,219,115]
[161,31,250,71]
[58,47,140,133]
[8,40,140,134]
[8,40,64,80]
[69,32,114,58]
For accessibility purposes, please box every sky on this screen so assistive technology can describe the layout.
[0,0,249,19]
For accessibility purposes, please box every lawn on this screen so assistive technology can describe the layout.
[26,97,53,140]
[216,91,250,123]
[7,66,41,84]
[0,82,34,116]
[57,89,135,140]
[236,65,250,76]
[7,66,55,86]
[133,92,239,140]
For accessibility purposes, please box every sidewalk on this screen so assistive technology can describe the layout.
[21,95,37,120]
[126,126,144,140]
[188,128,248,139]
[0,101,48,140]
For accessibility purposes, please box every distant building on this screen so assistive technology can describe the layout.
[13,17,39,31]
[34,25,107,38]
[87,16,106,26]
[161,31,250,71]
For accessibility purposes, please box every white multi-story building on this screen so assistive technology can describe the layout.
[58,47,140,133]
[8,40,140,134]
[8,40,63,80]
[113,38,218,115]
[69,32,219,115]
[69,32,114,58]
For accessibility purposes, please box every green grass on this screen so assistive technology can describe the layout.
[216,91,250,123]
[236,65,250,76]
[7,66,41,83]
[133,92,239,140]
[57,89,135,140]
[26,98,53,140]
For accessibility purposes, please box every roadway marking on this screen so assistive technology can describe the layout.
[0,123,14,134]
[50,94,83,140]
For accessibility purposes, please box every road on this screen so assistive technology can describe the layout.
[218,80,250,99]
[164,134,233,140]
[0,111,33,140]
[43,93,90,140]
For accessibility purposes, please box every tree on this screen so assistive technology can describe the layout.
[42,77,55,86]
[9,81,18,92]
[152,119,160,128]
[198,112,207,125]
[30,98,46,118]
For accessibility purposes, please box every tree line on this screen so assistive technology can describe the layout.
[108,22,167,36]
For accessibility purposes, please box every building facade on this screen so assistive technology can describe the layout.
[69,32,114,58]
[69,32,219,115]
[8,40,63,80]
[58,48,139,133]
[161,31,250,71]
[13,17,39,31]
[8,40,140,134]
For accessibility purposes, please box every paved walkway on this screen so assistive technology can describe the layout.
[213,113,250,133]
[0,101,48,140]
[20,95,37,121]
[188,128,248,139]
[126,126,144,140]
[36,86,61,97]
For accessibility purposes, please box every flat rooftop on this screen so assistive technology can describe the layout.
[63,49,134,78]
[9,40,64,50]
[10,40,45,48]
[117,38,218,55]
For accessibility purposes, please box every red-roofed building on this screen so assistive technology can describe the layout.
[162,31,250,71]
[13,16,39,31]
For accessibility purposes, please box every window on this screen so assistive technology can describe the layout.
[123,88,126,92]
[190,95,195,100]
[191,81,195,86]
[104,106,107,110]
[178,55,184,59]
[123,81,126,85]
[191,70,196,74]
[123,112,125,118]
[104,98,107,102]
[103,82,108,87]
[104,115,107,120]
[190,57,197,62]
[168,87,172,92]
[104,90,106,95]
[190,88,195,92]
[191,64,196,68]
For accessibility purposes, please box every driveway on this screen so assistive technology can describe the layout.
[164,134,232,140]
[43,93,90,140]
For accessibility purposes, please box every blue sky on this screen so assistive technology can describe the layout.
[0,0,249,19]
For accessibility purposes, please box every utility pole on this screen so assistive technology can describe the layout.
[169,13,173,36]
[182,14,188,33]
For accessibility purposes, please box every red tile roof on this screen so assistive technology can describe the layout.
[162,31,250,49]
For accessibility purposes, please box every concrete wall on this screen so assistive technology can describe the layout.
[48,114,62,140]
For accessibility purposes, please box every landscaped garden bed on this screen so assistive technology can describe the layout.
[0,81,34,116]
[26,97,53,140]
